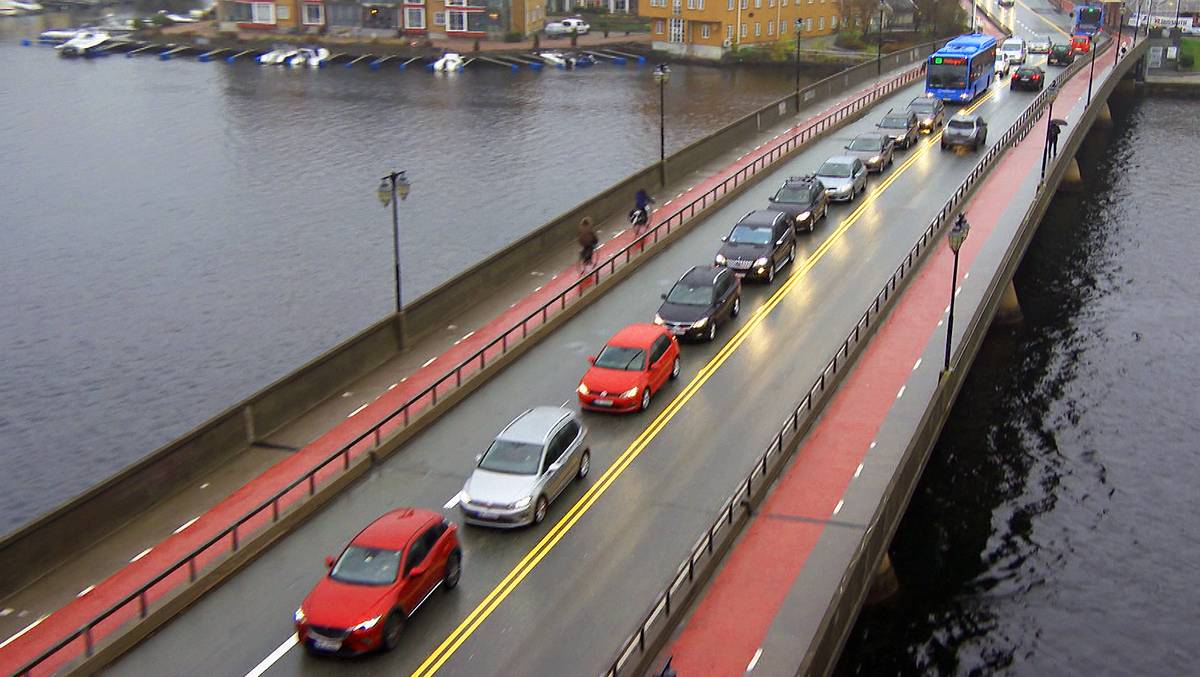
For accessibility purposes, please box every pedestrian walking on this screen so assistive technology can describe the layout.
[1048,123,1061,158]
[578,217,598,270]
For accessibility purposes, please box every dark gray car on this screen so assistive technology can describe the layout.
[845,133,895,173]
[816,155,868,202]
[876,111,920,149]
[459,406,589,528]
[714,210,797,283]
[940,113,988,152]
[907,95,945,132]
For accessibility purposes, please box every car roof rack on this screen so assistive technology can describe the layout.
[786,174,816,182]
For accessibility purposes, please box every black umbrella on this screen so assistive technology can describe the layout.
[1050,118,1069,128]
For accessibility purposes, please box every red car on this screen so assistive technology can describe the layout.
[577,324,680,413]
[294,508,461,656]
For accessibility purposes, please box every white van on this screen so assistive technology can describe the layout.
[999,37,1027,64]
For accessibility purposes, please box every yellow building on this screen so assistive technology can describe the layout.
[641,0,842,59]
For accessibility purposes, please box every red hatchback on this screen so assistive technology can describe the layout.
[577,324,680,413]
[294,508,461,656]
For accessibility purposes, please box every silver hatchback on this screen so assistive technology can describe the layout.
[459,406,590,528]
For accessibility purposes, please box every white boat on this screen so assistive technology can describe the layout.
[163,13,198,23]
[39,28,82,42]
[538,50,567,67]
[288,46,329,67]
[0,0,43,12]
[433,52,464,72]
[258,47,297,65]
[56,31,109,57]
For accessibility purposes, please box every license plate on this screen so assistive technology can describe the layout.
[477,509,497,518]
[312,637,342,652]
[671,327,688,336]
[593,399,613,406]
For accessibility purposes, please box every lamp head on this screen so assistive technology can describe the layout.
[376,178,391,206]
[653,62,671,82]
[947,213,970,253]
[395,171,411,201]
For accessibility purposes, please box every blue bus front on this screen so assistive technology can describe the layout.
[1073,3,1103,35]
[925,35,998,103]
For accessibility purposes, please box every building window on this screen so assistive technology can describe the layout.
[231,2,252,21]
[699,0,704,9]
[753,0,760,6]
[727,0,733,8]
[447,9,466,30]
[251,2,274,23]
[752,21,759,35]
[701,23,710,37]
[831,14,837,27]
[302,2,323,23]
[740,22,746,36]
[767,19,773,33]
[275,3,289,19]
[687,0,694,8]
[405,6,425,28]
[806,17,812,29]
[726,23,733,38]
[655,19,664,33]
[818,15,823,29]
[768,0,773,5]
[740,0,747,8]
[433,10,445,24]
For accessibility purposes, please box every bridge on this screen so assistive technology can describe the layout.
[0,2,1149,674]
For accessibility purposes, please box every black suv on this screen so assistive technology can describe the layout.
[906,95,945,132]
[876,110,920,149]
[1048,43,1075,66]
[767,175,828,232]
[1010,65,1046,91]
[654,266,741,342]
[714,210,797,283]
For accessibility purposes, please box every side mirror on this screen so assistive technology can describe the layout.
[720,236,728,242]
[660,292,667,299]
[325,555,336,569]
[844,144,851,149]
[767,196,776,203]
[776,237,786,246]
[587,355,596,364]
[475,453,483,464]
[408,563,428,579]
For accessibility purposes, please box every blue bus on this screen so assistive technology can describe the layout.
[925,34,998,103]
[1073,2,1103,35]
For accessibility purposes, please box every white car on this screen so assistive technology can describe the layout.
[545,17,590,36]
[999,37,1027,64]
[994,53,1012,77]
[1029,35,1052,53]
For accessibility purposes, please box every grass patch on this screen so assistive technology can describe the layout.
[1179,37,1200,71]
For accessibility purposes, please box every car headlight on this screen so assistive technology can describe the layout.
[691,317,708,329]
[512,496,532,510]
[294,607,306,624]
[620,386,639,398]
[869,155,881,163]
[653,314,664,326]
[577,383,590,395]
[797,210,811,222]
[351,615,381,632]
[714,254,727,265]
[753,257,769,267]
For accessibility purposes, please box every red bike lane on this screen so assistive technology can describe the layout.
[0,65,927,675]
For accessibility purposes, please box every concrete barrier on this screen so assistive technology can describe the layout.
[0,41,944,601]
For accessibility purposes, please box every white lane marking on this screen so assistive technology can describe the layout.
[551,274,559,280]
[945,304,951,314]
[200,482,211,489]
[447,324,458,330]
[955,286,962,297]
[510,303,517,308]
[913,358,922,371]
[747,647,764,671]
[444,493,462,510]
[130,548,153,563]
[676,192,684,198]
[347,403,369,418]
[0,608,12,617]
[421,357,437,368]
[0,614,48,650]
[963,272,970,280]
[561,399,571,407]
[77,585,95,597]
[896,386,906,399]
[534,286,543,292]
[938,319,944,327]
[244,633,299,677]
[173,516,200,534]
[834,500,844,515]
[530,271,543,276]
[341,391,351,398]
[400,377,408,383]
[460,331,475,342]
[388,383,398,390]
[870,441,877,449]
[855,463,864,478]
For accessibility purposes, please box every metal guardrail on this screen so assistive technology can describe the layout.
[11,59,929,677]
[602,34,1114,677]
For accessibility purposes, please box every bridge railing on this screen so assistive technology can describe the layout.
[11,57,931,677]
[602,34,1114,677]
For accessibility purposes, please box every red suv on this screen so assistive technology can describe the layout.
[294,508,461,655]
[577,324,680,413]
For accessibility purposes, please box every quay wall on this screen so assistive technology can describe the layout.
[0,39,943,599]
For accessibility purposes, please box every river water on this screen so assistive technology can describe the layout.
[0,15,813,534]
[834,94,1200,674]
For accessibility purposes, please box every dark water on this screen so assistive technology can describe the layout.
[834,95,1200,675]
[0,14,810,534]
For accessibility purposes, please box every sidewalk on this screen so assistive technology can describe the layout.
[0,59,929,674]
[660,33,1120,677]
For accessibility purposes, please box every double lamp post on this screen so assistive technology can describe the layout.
[376,170,411,316]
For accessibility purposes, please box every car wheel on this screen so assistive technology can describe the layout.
[577,448,590,479]
[706,322,717,342]
[670,355,681,378]
[941,140,948,150]
[788,243,796,265]
[639,387,651,412]
[443,550,462,590]
[731,296,741,317]
[382,612,405,652]
[766,262,775,283]
[533,495,549,524]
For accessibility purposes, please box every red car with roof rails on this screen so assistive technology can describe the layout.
[577,324,680,413]
[294,508,461,656]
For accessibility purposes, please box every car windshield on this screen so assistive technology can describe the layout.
[727,224,774,245]
[909,100,936,113]
[818,161,852,178]
[948,119,975,131]
[879,116,908,128]
[1003,40,1023,51]
[774,185,813,202]
[1019,68,1038,76]
[666,281,713,306]
[848,136,882,151]
[927,62,967,88]
[1052,45,1069,53]
[330,546,402,586]
[594,345,646,370]
[479,439,543,474]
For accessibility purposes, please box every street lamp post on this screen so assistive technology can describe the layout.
[794,19,803,110]
[877,0,886,76]
[942,213,970,376]
[1086,29,1098,105]
[1115,7,1124,67]
[653,62,671,186]
[971,0,977,32]
[376,170,411,315]
[1040,81,1059,183]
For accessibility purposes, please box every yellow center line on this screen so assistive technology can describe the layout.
[1014,0,1072,38]
[410,88,998,677]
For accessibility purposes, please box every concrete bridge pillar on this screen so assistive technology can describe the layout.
[866,552,900,604]
[1093,102,1113,129]
[1058,157,1084,192]
[994,280,1024,325]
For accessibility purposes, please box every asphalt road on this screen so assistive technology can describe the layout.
[107,9,1073,675]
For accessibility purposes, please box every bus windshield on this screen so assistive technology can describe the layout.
[1076,6,1101,27]
[927,62,967,89]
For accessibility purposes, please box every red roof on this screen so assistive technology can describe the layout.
[351,508,438,550]
[608,323,667,349]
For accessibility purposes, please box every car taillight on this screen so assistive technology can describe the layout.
[1032,74,1040,79]
[1011,72,1018,79]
